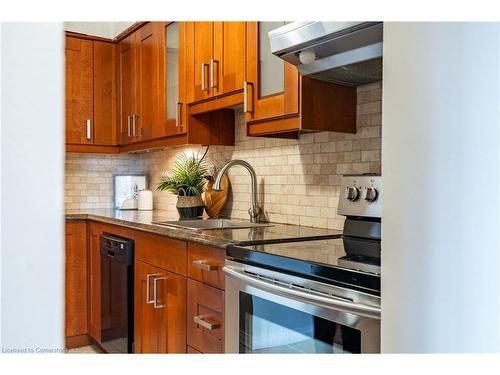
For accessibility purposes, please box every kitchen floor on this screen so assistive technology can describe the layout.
[68,345,102,354]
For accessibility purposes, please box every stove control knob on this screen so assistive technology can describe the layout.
[363,187,378,202]
[344,186,360,202]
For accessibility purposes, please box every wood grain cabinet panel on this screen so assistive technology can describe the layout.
[65,221,89,345]
[214,22,247,96]
[134,260,186,353]
[88,222,102,342]
[65,37,94,145]
[65,36,117,147]
[187,279,224,354]
[93,41,117,145]
[118,34,140,145]
[187,243,225,290]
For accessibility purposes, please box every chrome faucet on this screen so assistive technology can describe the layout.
[213,159,260,223]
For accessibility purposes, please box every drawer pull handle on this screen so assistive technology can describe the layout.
[192,260,219,271]
[193,315,220,330]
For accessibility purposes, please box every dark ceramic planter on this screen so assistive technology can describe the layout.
[176,205,204,219]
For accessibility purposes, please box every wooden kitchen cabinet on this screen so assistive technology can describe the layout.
[186,21,246,103]
[134,260,186,353]
[88,221,102,342]
[158,22,188,137]
[188,242,225,290]
[65,36,117,149]
[65,37,93,146]
[244,22,357,138]
[65,221,91,348]
[187,279,224,354]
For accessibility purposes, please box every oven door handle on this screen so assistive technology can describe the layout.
[223,266,380,320]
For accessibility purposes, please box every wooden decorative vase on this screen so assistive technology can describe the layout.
[203,175,230,218]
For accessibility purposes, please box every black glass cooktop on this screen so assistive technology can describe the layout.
[227,238,381,296]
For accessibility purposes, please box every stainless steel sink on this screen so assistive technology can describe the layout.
[153,218,273,231]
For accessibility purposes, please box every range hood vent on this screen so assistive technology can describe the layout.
[269,22,383,86]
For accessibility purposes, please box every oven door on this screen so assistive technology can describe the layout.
[224,261,380,354]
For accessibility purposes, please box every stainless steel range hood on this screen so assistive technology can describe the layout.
[269,22,383,86]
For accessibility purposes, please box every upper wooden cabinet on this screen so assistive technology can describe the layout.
[158,22,187,137]
[186,22,246,104]
[118,23,162,145]
[65,37,117,147]
[244,22,357,138]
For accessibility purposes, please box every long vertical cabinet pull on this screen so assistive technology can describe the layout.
[210,59,219,90]
[176,103,182,128]
[201,63,209,92]
[86,119,92,140]
[243,81,253,113]
[145,274,159,304]
[153,277,167,309]
[127,116,132,137]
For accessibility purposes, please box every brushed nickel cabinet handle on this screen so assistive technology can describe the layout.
[127,115,132,137]
[243,81,253,113]
[176,102,182,128]
[193,315,220,330]
[146,273,159,304]
[153,277,167,309]
[201,63,209,92]
[210,59,219,89]
[192,259,219,271]
[86,119,92,140]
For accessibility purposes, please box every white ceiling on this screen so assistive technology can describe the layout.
[64,22,136,39]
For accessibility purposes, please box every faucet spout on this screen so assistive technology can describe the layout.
[213,159,260,223]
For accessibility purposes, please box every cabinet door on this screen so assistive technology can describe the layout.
[213,22,246,96]
[65,37,94,145]
[88,222,101,342]
[159,22,187,136]
[245,22,299,121]
[93,41,117,145]
[137,23,160,141]
[65,221,88,339]
[187,22,214,103]
[118,34,139,145]
[134,260,186,353]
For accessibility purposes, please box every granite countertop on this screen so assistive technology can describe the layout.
[65,209,343,249]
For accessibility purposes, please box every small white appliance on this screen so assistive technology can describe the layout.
[137,189,153,211]
[114,175,147,210]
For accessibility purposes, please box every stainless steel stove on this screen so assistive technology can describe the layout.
[224,175,382,354]
[336,174,382,274]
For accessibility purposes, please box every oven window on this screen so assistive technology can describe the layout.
[239,292,361,354]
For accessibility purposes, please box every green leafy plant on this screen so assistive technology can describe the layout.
[156,152,207,197]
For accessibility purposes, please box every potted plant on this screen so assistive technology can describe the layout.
[157,152,207,219]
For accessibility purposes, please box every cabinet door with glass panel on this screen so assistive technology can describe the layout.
[158,22,187,137]
[244,22,299,122]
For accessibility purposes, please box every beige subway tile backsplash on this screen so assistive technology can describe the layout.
[65,81,381,230]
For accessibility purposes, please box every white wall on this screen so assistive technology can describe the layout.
[1,23,64,351]
[381,22,500,352]
[64,22,135,39]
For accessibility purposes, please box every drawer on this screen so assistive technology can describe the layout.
[187,279,224,353]
[134,230,187,276]
[188,242,225,289]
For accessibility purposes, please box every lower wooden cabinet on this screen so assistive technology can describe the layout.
[134,260,187,353]
[187,279,224,353]
[65,221,90,348]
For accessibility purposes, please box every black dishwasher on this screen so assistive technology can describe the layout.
[99,233,134,353]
